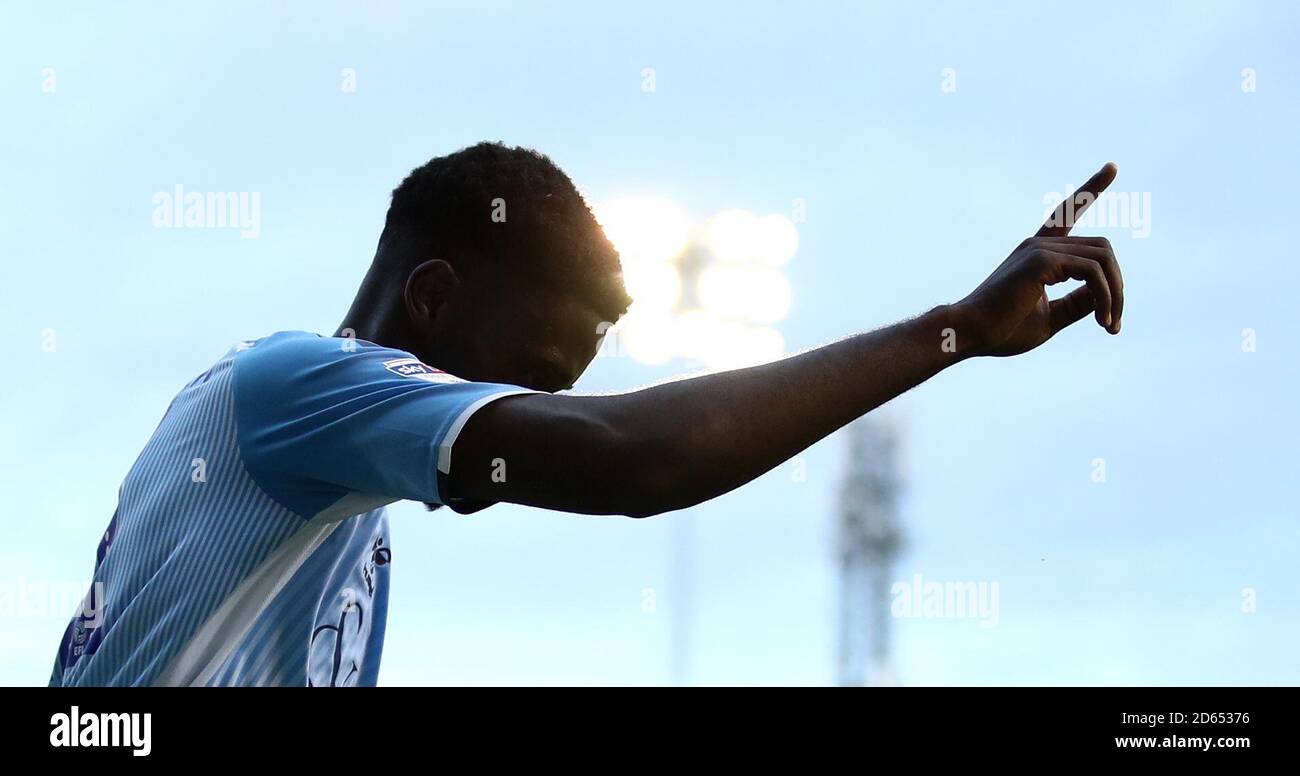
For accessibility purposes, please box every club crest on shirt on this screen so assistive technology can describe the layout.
[382,357,463,384]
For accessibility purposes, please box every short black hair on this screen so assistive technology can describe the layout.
[380,141,631,321]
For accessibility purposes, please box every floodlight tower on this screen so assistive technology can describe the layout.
[836,416,903,687]
[593,198,799,686]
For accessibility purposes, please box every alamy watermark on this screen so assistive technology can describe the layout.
[0,576,103,624]
[1042,188,1151,238]
[152,184,260,238]
[891,573,999,628]
[50,706,151,757]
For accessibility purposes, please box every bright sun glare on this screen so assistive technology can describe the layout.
[594,196,798,369]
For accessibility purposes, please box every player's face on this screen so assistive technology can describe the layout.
[450,278,614,393]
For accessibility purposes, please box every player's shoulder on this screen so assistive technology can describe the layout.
[237,331,407,375]
[231,330,469,395]
[235,329,391,360]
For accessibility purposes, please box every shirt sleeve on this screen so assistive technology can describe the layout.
[232,332,532,518]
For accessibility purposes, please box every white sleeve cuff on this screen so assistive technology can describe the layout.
[436,390,535,476]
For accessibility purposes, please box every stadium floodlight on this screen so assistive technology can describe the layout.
[705,210,799,267]
[677,312,785,370]
[615,309,677,366]
[595,198,797,369]
[621,260,682,314]
[697,264,792,324]
[595,195,691,265]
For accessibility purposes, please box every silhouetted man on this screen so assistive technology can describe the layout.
[51,143,1122,685]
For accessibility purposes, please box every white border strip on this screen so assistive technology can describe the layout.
[436,390,534,475]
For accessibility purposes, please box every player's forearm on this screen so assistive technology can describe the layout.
[600,304,970,515]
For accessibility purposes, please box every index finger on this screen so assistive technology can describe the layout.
[1037,162,1119,237]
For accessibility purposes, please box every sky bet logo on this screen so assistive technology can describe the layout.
[49,706,151,757]
[382,357,462,384]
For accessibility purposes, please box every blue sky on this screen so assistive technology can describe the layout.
[2,0,1297,685]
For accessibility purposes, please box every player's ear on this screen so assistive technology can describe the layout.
[405,259,460,329]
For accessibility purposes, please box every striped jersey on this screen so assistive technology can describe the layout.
[49,331,529,686]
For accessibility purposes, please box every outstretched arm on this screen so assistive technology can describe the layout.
[449,163,1124,517]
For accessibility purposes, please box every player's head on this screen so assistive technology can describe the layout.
[365,141,631,392]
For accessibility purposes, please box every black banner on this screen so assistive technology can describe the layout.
[5,687,1288,763]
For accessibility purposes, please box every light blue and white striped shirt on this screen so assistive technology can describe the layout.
[50,331,528,686]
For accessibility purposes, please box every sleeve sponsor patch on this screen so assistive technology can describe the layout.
[382,357,464,384]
